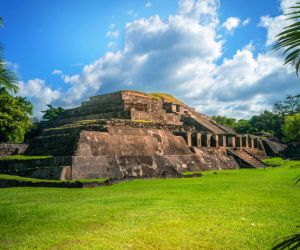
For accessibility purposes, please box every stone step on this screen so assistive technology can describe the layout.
[227,149,265,168]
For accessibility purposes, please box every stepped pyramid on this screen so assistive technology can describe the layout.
[24,90,267,180]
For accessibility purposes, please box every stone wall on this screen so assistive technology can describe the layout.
[69,128,239,179]
[0,144,28,157]
[190,147,239,170]
[0,157,71,179]
[53,90,185,126]
[26,119,195,157]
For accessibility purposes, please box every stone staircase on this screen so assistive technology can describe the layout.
[187,110,228,134]
[227,148,266,168]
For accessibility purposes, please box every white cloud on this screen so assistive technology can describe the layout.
[259,15,289,46]
[52,69,63,75]
[106,30,119,39]
[222,17,240,32]
[259,0,298,46]
[55,1,223,108]
[19,79,60,116]
[145,2,152,8]
[242,18,251,26]
[20,0,300,119]
[62,74,81,85]
[107,41,117,50]
[280,0,298,13]
[5,61,19,72]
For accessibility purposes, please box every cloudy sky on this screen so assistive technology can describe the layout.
[1,0,300,118]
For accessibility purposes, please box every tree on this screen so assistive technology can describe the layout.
[283,113,300,142]
[273,94,300,116]
[41,104,64,122]
[0,17,19,93]
[234,119,253,134]
[212,115,237,128]
[249,111,284,139]
[0,88,33,143]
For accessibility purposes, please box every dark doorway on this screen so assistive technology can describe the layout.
[201,134,208,147]
[248,137,252,148]
[218,135,224,147]
[210,135,216,147]
[242,137,247,147]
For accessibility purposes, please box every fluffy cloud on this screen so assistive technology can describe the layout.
[52,69,62,75]
[56,0,222,108]
[242,18,251,26]
[280,0,298,13]
[222,17,240,31]
[260,0,298,46]
[106,30,119,39]
[20,0,300,118]
[222,17,250,32]
[19,79,60,115]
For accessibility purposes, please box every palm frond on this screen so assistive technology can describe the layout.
[0,63,19,93]
[0,17,19,93]
[273,3,300,76]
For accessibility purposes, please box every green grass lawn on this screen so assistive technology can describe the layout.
[0,159,299,250]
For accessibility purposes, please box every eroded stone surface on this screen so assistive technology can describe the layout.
[20,90,272,180]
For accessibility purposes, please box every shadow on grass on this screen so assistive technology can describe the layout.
[272,233,300,250]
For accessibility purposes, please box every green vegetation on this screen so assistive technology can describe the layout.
[283,113,300,142]
[213,111,284,138]
[25,105,65,141]
[182,170,203,176]
[0,17,33,143]
[0,88,33,143]
[263,157,300,170]
[273,2,300,75]
[0,174,107,184]
[131,119,154,123]
[148,92,183,105]
[41,104,64,122]
[0,160,299,249]
[212,94,300,141]
[0,17,19,93]
[0,155,52,161]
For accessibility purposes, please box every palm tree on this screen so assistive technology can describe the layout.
[274,2,300,76]
[0,17,19,93]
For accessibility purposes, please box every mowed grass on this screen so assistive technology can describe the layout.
[0,159,299,250]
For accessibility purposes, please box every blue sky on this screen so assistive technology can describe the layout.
[1,0,299,118]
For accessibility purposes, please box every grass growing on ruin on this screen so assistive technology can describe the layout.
[0,159,299,250]
[0,174,107,184]
[0,155,52,161]
[148,92,183,104]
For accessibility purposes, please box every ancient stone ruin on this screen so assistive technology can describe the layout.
[6,90,270,180]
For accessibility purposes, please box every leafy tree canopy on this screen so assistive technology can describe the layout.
[212,95,299,140]
[0,88,33,143]
[273,94,300,116]
[249,111,284,139]
[212,116,237,128]
[283,113,300,142]
[41,104,64,122]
